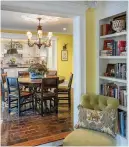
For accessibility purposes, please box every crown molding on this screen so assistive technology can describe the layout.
[1,1,88,17]
[0,32,71,41]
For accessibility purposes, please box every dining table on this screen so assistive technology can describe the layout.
[18,76,65,85]
[18,76,65,114]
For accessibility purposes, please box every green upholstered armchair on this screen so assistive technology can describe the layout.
[63,94,119,146]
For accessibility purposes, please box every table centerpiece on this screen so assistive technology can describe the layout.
[28,62,48,79]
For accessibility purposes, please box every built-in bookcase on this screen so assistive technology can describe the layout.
[97,11,128,144]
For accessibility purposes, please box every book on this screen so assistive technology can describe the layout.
[119,111,124,137]
[100,24,110,36]
[100,83,127,106]
[101,40,126,56]
[118,41,126,56]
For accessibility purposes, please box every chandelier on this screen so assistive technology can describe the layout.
[26,18,53,49]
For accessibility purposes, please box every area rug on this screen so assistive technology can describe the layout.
[12,131,71,146]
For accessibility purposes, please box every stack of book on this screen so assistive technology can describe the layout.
[100,83,127,106]
[100,24,111,36]
[118,110,127,137]
[100,40,126,56]
[115,63,126,80]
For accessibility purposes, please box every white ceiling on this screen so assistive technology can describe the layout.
[1,10,73,34]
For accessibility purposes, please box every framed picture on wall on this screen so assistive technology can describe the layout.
[61,50,68,61]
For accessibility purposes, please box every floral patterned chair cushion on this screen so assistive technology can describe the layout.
[77,104,117,137]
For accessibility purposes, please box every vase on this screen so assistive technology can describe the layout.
[112,20,125,33]
[29,72,44,79]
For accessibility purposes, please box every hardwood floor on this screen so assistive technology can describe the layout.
[1,90,73,146]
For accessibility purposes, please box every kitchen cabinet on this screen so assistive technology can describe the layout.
[40,46,47,57]
[23,43,34,57]
[4,67,28,77]
[4,68,18,77]
[33,46,47,57]
[34,46,40,57]
[0,42,7,57]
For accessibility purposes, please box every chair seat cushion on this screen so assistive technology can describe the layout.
[63,129,116,146]
[36,92,56,99]
[9,91,32,98]
[56,86,69,93]
[21,91,32,97]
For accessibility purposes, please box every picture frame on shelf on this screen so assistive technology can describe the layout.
[61,50,68,61]
[104,64,115,77]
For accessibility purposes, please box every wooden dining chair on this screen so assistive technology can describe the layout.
[18,71,29,77]
[18,71,30,91]
[57,73,73,109]
[6,77,34,116]
[46,70,57,77]
[1,72,8,102]
[35,77,59,116]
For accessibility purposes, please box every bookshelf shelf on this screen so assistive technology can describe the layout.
[98,11,128,143]
[99,56,127,59]
[118,105,127,111]
[100,31,127,39]
[99,76,127,83]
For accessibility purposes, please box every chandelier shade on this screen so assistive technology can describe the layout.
[26,18,53,49]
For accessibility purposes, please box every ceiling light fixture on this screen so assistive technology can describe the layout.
[26,18,53,49]
[63,28,67,31]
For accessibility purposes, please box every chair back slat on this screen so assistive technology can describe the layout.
[6,77,20,95]
[18,71,29,78]
[42,77,59,89]
[47,70,57,77]
[68,73,73,89]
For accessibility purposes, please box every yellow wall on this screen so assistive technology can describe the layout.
[86,8,96,93]
[54,33,73,80]
[1,9,96,89]
[1,30,73,81]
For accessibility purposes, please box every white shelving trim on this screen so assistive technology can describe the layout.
[99,56,127,59]
[118,105,127,111]
[98,9,128,146]
[117,134,127,140]
[99,76,127,84]
[100,31,127,39]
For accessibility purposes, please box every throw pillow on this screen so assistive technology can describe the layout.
[77,104,117,137]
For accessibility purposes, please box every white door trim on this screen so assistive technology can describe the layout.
[1,1,87,125]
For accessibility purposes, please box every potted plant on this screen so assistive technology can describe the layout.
[28,61,48,79]
[10,57,16,64]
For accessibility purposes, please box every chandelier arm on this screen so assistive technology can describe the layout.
[28,39,36,47]
[45,40,51,47]
[43,40,51,48]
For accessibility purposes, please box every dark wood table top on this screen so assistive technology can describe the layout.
[18,76,65,84]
